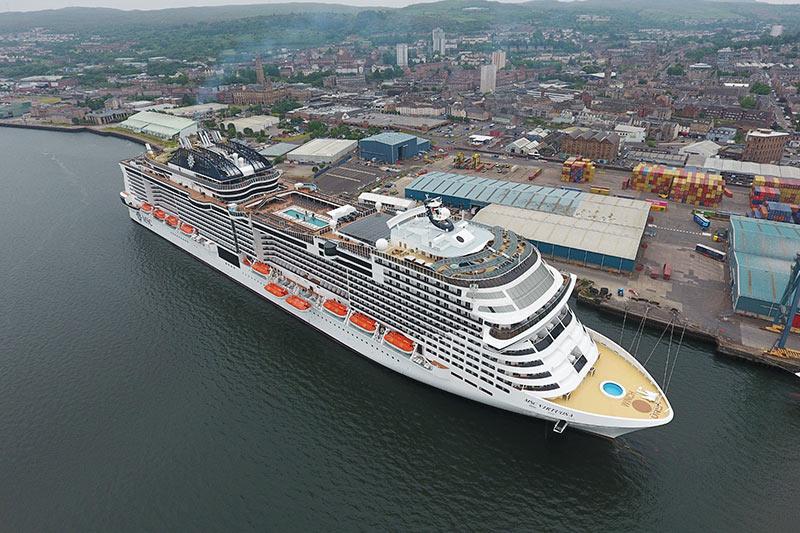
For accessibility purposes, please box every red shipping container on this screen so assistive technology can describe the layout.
[663,263,672,280]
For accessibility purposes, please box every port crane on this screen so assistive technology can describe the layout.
[769,253,800,355]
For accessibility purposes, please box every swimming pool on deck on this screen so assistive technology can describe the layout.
[279,208,329,228]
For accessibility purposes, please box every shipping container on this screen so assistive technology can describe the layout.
[663,263,672,280]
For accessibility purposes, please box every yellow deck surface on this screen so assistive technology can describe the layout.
[551,342,670,420]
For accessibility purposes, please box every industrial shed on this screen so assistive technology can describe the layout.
[406,171,649,272]
[287,138,357,164]
[358,132,431,163]
[728,216,800,319]
[119,111,197,139]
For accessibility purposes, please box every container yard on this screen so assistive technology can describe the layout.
[632,163,724,207]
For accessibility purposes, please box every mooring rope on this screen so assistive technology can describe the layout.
[665,322,687,393]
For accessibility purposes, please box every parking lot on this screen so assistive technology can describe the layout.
[314,161,393,195]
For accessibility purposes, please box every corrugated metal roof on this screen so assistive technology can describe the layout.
[473,204,644,261]
[730,216,800,303]
[361,132,417,145]
[406,171,651,260]
[406,171,587,216]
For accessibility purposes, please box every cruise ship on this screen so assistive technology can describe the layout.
[119,132,673,438]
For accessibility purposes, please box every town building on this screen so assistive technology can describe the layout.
[358,132,430,164]
[432,28,446,56]
[480,64,497,94]
[396,43,408,68]
[742,128,789,164]
[613,124,647,144]
[560,129,620,163]
[491,50,507,70]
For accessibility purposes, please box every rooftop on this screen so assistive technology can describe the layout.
[730,216,800,304]
[361,132,417,145]
[288,138,358,158]
[119,111,196,137]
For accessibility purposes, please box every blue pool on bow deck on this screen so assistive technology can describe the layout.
[601,381,625,398]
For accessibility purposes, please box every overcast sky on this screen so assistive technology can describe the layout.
[0,0,796,13]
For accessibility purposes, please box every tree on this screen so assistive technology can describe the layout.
[227,123,236,137]
[666,64,684,76]
[273,155,285,165]
[582,65,601,74]
[243,127,254,137]
[750,81,771,95]
[739,96,757,109]
[181,93,197,107]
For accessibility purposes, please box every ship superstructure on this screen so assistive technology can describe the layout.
[119,134,673,438]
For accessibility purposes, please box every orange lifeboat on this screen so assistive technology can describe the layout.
[384,331,415,354]
[286,295,311,311]
[264,283,288,298]
[165,216,179,227]
[323,299,348,317]
[153,209,166,220]
[140,203,153,213]
[180,223,194,235]
[349,313,377,333]
[252,262,270,276]
[242,257,252,267]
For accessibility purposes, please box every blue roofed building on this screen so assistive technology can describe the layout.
[728,216,800,319]
[405,171,650,273]
[358,132,431,164]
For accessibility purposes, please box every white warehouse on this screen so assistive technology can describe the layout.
[287,138,358,165]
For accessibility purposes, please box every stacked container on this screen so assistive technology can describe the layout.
[561,157,595,183]
[752,176,800,204]
[766,202,793,222]
[669,172,724,207]
[631,164,677,194]
[750,185,780,207]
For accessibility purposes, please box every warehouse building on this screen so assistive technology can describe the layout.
[287,138,358,165]
[685,155,800,186]
[119,111,197,139]
[728,216,800,319]
[222,114,279,134]
[405,172,650,272]
[358,132,431,164]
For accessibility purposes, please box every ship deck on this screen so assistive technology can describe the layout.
[550,341,671,421]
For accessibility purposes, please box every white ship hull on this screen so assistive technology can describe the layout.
[127,207,670,439]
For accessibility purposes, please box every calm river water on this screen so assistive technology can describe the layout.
[1,128,798,530]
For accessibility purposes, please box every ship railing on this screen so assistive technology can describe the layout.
[488,275,572,341]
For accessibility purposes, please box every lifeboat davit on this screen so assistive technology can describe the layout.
[323,299,348,317]
[349,313,377,333]
[180,223,194,234]
[264,283,288,298]
[140,203,153,213]
[153,209,166,220]
[252,262,270,276]
[165,216,179,227]
[286,295,311,311]
[242,257,252,267]
[384,331,415,354]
